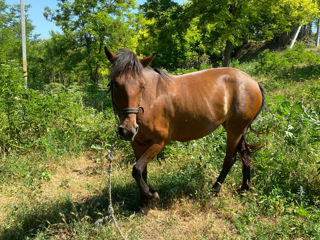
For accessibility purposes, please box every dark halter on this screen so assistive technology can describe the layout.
[114,106,144,115]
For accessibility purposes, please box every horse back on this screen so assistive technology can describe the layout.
[168,68,262,141]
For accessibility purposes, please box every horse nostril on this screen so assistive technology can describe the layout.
[117,126,137,141]
[118,126,125,137]
[135,126,139,133]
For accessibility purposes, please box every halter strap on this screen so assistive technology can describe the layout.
[115,106,144,115]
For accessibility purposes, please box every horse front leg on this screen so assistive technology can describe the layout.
[140,166,158,203]
[131,142,164,206]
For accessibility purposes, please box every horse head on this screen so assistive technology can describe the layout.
[105,47,155,141]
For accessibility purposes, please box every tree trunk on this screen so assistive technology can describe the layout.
[92,37,104,84]
[84,33,98,85]
[223,40,233,67]
[300,25,307,39]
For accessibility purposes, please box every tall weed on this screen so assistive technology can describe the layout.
[0,62,25,152]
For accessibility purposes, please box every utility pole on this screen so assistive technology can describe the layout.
[289,25,302,49]
[316,19,320,48]
[20,0,28,89]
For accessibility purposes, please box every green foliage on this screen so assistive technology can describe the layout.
[188,0,319,66]
[0,62,115,156]
[44,0,142,85]
[1,0,320,237]
[255,96,320,204]
[0,0,35,63]
[138,0,319,68]
[0,62,25,152]
[257,43,320,77]
[253,0,319,40]
[138,0,189,69]
[27,33,81,89]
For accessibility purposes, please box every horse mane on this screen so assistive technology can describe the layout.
[110,49,143,80]
[110,49,171,81]
[152,67,171,81]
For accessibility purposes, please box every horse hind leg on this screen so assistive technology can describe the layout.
[212,131,243,195]
[237,135,252,191]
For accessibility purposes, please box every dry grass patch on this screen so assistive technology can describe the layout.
[0,152,105,230]
[119,197,241,240]
[39,152,103,202]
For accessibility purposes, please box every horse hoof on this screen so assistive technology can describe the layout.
[237,185,250,194]
[152,191,160,201]
[212,190,220,197]
[212,185,221,197]
[137,205,148,214]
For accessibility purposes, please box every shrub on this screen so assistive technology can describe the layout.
[256,43,320,77]
[0,62,115,156]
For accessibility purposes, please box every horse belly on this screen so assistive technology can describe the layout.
[171,117,221,142]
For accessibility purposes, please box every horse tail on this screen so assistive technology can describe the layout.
[237,83,266,167]
[236,135,253,167]
[249,83,267,134]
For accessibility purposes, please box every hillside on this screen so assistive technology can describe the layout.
[0,45,319,239]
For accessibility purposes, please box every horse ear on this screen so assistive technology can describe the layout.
[104,47,116,63]
[140,53,157,67]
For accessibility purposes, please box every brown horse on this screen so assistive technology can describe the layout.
[105,47,264,207]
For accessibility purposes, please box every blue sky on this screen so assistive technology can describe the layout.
[9,0,185,39]
[10,0,60,39]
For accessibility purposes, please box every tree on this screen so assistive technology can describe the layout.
[26,32,80,89]
[44,0,142,85]
[190,0,319,66]
[138,0,189,69]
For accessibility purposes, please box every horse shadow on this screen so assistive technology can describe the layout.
[0,165,209,240]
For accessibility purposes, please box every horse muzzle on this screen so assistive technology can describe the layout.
[117,125,139,141]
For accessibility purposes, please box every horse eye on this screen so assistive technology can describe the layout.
[140,85,145,90]
[113,82,119,88]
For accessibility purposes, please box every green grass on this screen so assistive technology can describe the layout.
[0,47,319,239]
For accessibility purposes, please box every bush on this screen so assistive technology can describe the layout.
[0,62,115,156]
[256,43,320,77]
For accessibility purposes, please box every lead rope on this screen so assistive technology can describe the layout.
[104,82,127,239]
[106,149,128,240]
[103,81,142,239]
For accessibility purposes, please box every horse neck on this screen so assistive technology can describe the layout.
[144,69,171,99]
[156,71,171,92]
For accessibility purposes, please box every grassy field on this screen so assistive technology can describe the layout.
[0,46,319,239]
